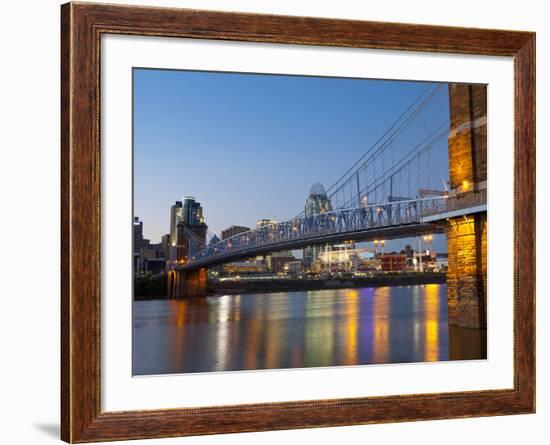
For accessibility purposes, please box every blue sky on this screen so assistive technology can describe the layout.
[133,68,449,252]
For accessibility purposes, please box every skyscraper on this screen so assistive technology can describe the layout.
[182,196,205,226]
[169,196,207,261]
[169,200,183,254]
[303,182,332,268]
[133,216,150,253]
[161,234,171,259]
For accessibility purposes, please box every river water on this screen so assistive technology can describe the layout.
[133,283,485,375]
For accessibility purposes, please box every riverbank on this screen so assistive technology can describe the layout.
[134,272,446,300]
[209,272,446,295]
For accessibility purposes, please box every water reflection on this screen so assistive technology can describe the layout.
[424,283,440,362]
[133,284,480,375]
[373,286,390,363]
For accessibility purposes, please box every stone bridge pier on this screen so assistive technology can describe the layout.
[167,222,207,298]
[445,83,487,358]
[167,268,207,298]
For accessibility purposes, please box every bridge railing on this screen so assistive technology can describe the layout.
[420,188,487,219]
[186,192,486,266]
[189,197,440,263]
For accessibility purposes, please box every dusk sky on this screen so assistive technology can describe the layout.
[133,68,450,253]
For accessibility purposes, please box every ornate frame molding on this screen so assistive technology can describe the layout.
[61,2,535,442]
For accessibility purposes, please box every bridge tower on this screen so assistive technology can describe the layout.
[167,221,207,298]
[446,84,487,333]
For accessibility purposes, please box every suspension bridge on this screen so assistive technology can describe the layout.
[168,82,488,330]
[172,83,486,271]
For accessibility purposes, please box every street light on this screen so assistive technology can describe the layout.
[423,234,434,257]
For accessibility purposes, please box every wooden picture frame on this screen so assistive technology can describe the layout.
[61,2,535,442]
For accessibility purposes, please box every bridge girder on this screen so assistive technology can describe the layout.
[175,193,485,272]
[177,222,443,271]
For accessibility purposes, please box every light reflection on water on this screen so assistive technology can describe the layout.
[133,284,455,375]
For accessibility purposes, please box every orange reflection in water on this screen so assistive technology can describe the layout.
[169,300,188,371]
[344,289,359,363]
[265,296,288,369]
[144,283,449,375]
[244,315,261,370]
[304,292,334,367]
[176,300,187,327]
[372,287,390,363]
[424,284,440,362]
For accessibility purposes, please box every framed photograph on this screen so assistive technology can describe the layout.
[61,2,535,442]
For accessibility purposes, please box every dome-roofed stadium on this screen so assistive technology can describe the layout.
[309,182,327,197]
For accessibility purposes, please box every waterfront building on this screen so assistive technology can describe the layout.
[223,259,267,274]
[303,182,333,268]
[221,225,250,240]
[284,260,303,276]
[381,254,407,271]
[435,253,449,272]
[269,253,296,274]
[315,242,359,273]
[358,257,381,272]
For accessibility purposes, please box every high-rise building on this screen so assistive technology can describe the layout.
[169,201,183,251]
[182,196,205,226]
[169,196,207,261]
[133,216,150,254]
[161,234,170,259]
[170,197,205,246]
[221,225,250,240]
[303,182,332,267]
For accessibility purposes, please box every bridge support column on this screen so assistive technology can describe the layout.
[445,83,487,358]
[167,270,175,298]
[448,84,487,192]
[166,220,208,298]
[446,214,487,329]
[171,268,207,298]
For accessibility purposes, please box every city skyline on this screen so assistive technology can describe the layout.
[133,68,450,252]
[132,68,488,376]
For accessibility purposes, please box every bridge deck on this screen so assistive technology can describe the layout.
[177,222,443,271]
[175,192,486,272]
